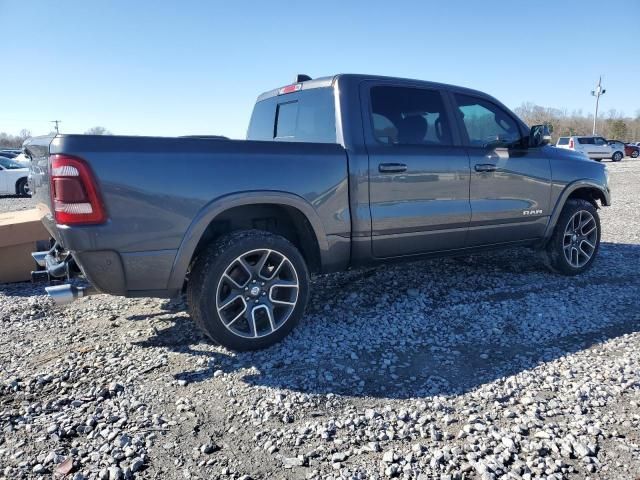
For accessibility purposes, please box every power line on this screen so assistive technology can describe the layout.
[51,120,62,134]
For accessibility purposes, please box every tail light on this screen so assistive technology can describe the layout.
[50,154,106,225]
[569,138,574,149]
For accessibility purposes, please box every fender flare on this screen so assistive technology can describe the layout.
[166,191,329,292]
[542,179,611,240]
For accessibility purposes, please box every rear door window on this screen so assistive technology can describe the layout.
[369,86,453,146]
[578,137,594,144]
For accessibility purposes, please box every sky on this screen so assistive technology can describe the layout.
[1,0,639,139]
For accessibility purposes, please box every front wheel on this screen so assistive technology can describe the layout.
[542,199,600,275]
[612,151,623,162]
[187,230,310,351]
[631,150,638,158]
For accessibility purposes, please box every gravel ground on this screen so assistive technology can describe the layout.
[0,195,36,214]
[1,160,639,480]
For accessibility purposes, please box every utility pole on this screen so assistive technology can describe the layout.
[591,77,606,135]
[51,120,61,134]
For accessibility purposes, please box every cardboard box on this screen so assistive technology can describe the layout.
[0,208,50,283]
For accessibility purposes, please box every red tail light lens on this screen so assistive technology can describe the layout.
[569,138,574,149]
[50,155,107,225]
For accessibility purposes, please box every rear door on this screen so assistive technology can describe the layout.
[578,137,599,158]
[363,83,471,258]
[451,92,552,246]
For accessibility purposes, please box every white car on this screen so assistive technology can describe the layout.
[13,152,32,166]
[556,135,624,162]
[0,156,30,196]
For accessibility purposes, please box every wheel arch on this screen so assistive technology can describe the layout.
[543,180,610,242]
[167,191,329,293]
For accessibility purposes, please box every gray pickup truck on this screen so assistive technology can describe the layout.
[26,73,611,350]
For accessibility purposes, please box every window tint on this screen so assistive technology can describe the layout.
[246,99,274,141]
[370,86,452,146]
[594,137,607,145]
[0,157,23,169]
[247,87,336,143]
[454,94,522,148]
[275,102,297,139]
[578,137,594,144]
[557,137,569,145]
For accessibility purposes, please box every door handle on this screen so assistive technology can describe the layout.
[379,163,407,173]
[474,163,497,172]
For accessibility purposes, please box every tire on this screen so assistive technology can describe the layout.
[542,199,600,276]
[631,150,638,158]
[187,230,310,351]
[16,178,30,196]
[612,151,623,162]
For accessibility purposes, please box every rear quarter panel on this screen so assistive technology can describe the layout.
[29,135,350,293]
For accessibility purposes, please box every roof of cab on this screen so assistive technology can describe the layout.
[255,73,491,103]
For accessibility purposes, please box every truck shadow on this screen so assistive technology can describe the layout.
[134,241,640,399]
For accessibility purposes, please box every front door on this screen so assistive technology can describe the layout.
[365,84,471,258]
[451,92,552,246]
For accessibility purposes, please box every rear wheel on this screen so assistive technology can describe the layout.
[542,199,600,275]
[631,150,638,158]
[187,230,310,351]
[16,178,30,196]
[612,151,623,162]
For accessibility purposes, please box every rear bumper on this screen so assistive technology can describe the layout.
[39,214,178,297]
[74,249,177,297]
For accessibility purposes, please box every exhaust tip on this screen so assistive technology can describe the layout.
[45,284,95,305]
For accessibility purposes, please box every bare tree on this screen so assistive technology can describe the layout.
[84,126,112,135]
[0,131,31,148]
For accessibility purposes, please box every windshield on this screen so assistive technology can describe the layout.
[0,156,25,169]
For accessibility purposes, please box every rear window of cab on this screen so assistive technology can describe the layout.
[247,87,336,144]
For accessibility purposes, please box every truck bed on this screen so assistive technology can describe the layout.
[26,134,350,296]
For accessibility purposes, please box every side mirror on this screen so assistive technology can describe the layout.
[529,124,552,147]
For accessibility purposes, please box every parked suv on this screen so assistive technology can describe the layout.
[556,136,623,162]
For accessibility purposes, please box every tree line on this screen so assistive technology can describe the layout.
[0,127,112,148]
[514,103,640,142]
